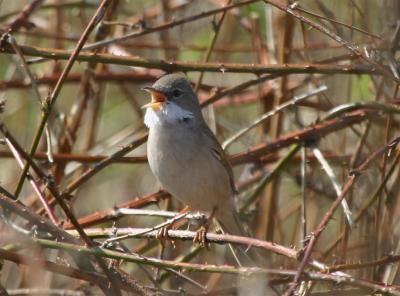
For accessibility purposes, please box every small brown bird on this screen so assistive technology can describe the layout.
[143,73,244,236]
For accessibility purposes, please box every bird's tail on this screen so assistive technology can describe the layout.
[218,209,247,237]
[217,209,264,266]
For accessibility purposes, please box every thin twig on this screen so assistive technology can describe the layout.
[262,0,399,83]
[114,208,207,220]
[4,138,57,224]
[2,0,44,32]
[62,133,148,196]
[295,5,381,39]
[0,0,97,23]
[63,190,170,229]
[322,101,400,121]
[300,145,307,247]
[329,254,400,273]
[102,211,193,246]
[222,85,327,149]
[194,0,231,93]
[83,0,261,51]
[0,150,147,164]
[239,144,301,212]
[230,110,374,166]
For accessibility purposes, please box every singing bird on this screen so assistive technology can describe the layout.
[143,73,245,237]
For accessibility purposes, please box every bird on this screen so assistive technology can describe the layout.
[142,72,245,238]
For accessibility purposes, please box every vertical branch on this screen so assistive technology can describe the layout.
[340,121,371,261]
[194,0,231,93]
[300,145,306,246]
[193,0,231,134]
[256,3,295,241]
[159,0,174,60]
[52,0,120,183]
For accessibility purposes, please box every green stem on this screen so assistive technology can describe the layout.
[240,144,301,212]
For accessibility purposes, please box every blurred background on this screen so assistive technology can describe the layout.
[0,0,400,295]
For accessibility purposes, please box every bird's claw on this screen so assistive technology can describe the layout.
[193,207,216,249]
[193,225,210,249]
[156,225,172,246]
[156,206,192,246]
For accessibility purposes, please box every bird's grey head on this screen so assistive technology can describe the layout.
[142,73,202,118]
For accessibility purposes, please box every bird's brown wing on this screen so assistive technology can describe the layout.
[201,123,237,194]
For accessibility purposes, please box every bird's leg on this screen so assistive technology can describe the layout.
[156,206,191,245]
[193,207,217,248]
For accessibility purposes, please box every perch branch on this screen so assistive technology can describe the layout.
[0,44,380,75]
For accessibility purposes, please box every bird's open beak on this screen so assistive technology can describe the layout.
[142,86,167,109]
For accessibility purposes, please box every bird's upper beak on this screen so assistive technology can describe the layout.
[142,86,167,109]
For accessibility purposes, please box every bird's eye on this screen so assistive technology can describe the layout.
[172,89,182,97]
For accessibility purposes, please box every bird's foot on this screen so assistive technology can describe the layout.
[156,225,170,239]
[193,207,216,249]
[156,224,172,246]
[193,225,210,249]
[156,206,192,246]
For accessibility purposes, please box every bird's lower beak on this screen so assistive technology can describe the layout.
[142,86,167,109]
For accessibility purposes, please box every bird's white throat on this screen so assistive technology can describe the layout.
[144,102,194,129]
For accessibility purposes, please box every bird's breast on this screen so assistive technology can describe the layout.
[147,122,232,212]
